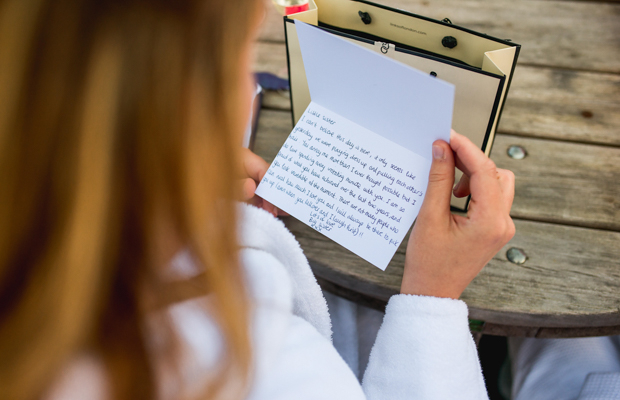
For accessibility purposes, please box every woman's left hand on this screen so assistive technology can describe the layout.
[240,148,286,217]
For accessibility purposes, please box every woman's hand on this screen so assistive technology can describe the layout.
[401,130,515,299]
[240,148,286,217]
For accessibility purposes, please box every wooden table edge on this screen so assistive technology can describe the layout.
[311,260,620,339]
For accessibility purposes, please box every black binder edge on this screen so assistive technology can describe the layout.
[284,17,296,128]
[319,22,478,69]
[392,45,504,80]
[481,75,506,158]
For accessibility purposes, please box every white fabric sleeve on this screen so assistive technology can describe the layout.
[362,294,488,400]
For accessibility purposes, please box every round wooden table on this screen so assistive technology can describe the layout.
[253,0,620,338]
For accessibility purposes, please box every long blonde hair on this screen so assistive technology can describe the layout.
[0,0,260,398]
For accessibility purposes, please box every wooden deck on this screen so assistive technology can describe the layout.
[253,0,620,337]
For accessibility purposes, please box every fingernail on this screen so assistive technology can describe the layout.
[433,144,445,160]
[272,207,279,217]
[453,180,460,193]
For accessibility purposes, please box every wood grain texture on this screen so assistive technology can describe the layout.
[282,212,620,330]
[498,67,620,146]
[254,42,620,146]
[258,0,620,73]
[464,220,620,327]
[478,324,620,339]
[491,134,620,231]
[255,109,620,230]
[254,109,620,329]
[252,109,292,162]
[536,325,620,338]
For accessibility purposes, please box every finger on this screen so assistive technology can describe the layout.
[450,130,503,216]
[241,177,257,201]
[261,199,280,217]
[450,130,492,177]
[271,201,289,216]
[253,195,287,217]
[242,148,269,183]
[416,140,455,225]
[452,172,470,198]
[496,168,515,213]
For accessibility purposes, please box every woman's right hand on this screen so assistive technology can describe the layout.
[401,130,515,299]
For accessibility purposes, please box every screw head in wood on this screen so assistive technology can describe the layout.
[506,247,528,264]
[507,145,527,160]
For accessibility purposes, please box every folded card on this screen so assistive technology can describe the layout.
[255,21,455,270]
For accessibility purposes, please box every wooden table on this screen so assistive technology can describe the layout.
[253,0,620,338]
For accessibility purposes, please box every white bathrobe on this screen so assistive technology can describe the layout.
[46,203,489,400]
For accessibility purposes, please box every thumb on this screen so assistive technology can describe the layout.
[417,140,455,224]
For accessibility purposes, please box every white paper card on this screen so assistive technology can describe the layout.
[255,22,455,270]
[256,102,430,270]
[296,21,454,160]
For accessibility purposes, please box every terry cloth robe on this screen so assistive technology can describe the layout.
[45,203,489,400]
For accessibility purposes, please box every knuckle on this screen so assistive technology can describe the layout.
[483,217,509,246]
[485,158,497,172]
[499,168,515,183]
[494,220,507,240]
[505,218,516,241]
[428,170,451,183]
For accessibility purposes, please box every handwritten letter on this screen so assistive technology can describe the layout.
[256,102,430,270]
[256,21,454,270]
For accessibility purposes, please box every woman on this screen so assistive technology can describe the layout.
[0,0,515,399]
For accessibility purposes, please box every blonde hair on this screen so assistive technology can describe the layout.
[0,0,260,398]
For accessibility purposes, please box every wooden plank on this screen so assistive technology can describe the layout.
[491,134,620,231]
[499,67,620,146]
[252,109,292,161]
[536,325,620,339]
[481,324,539,338]
[255,109,620,230]
[479,324,620,339]
[254,42,620,146]
[282,213,620,330]
[258,0,620,73]
[535,0,620,3]
[464,220,620,328]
